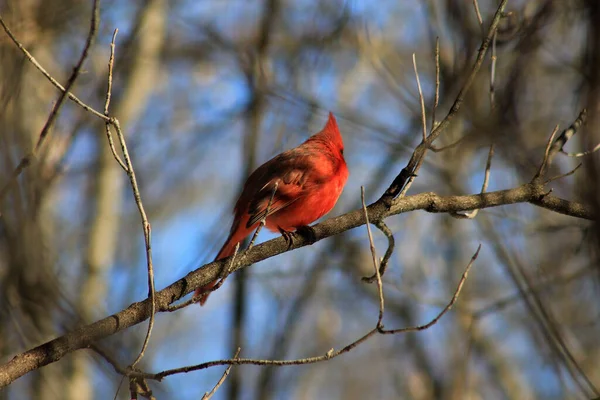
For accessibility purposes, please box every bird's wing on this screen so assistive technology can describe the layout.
[244,153,313,228]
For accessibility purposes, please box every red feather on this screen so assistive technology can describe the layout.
[196,112,349,305]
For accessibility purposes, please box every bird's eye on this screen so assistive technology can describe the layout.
[340,148,344,155]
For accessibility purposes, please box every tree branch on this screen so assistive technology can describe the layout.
[0,179,594,387]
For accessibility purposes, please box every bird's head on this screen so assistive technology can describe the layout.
[314,112,345,157]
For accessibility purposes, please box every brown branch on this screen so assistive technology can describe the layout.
[119,245,480,381]
[99,26,155,370]
[362,220,395,283]
[0,0,100,202]
[361,186,384,328]
[412,53,428,142]
[451,144,494,219]
[534,124,561,180]
[104,29,127,171]
[0,12,108,122]
[379,244,481,334]
[1,177,594,387]
[431,37,440,133]
[384,0,508,199]
[202,348,241,400]
[166,242,241,312]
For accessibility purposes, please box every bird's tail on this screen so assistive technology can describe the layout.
[195,213,254,306]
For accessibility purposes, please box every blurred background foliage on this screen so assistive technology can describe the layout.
[1,0,599,399]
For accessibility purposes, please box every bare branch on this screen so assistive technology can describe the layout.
[379,244,481,334]
[451,144,494,219]
[384,0,509,199]
[431,37,440,134]
[544,163,582,184]
[472,0,485,38]
[412,53,427,142]
[201,348,241,400]
[362,220,395,282]
[361,186,384,328]
[167,242,241,312]
[99,32,156,370]
[534,124,560,180]
[104,29,127,171]
[120,246,480,381]
[430,134,470,153]
[561,142,600,158]
[0,13,108,121]
[0,0,100,202]
[489,30,498,109]
[1,180,594,386]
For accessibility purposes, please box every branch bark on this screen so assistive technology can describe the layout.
[0,180,593,387]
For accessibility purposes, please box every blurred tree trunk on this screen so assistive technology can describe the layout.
[67,1,166,399]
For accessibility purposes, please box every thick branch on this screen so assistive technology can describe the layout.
[0,181,593,387]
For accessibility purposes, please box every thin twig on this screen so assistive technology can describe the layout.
[129,328,379,381]
[534,124,560,180]
[430,37,440,133]
[362,220,395,283]
[0,0,100,202]
[451,144,494,219]
[125,243,479,382]
[472,0,485,38]
[101,64,155,368]
[201,348,242,400]
[489,30,498,109]
[544,163,582,184]
[249,182,279,249]
[412,53,428,142]
[379,244,481,334]
[104,29,127,171]
[383,0,509,200]
[167,243,241,312]
[361,186,384,328]
[560,142,600,158]
[430,133,470,153]
[0,14,109,122]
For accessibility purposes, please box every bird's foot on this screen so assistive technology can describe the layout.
[279,228,295,250]
[295,225,317,244]
[278,225,317,250]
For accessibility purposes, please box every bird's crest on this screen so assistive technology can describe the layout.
[314,112,344,151]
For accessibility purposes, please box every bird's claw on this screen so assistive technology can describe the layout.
[279,228,295,250]
[295,225,317,244]
[279,225,317,250]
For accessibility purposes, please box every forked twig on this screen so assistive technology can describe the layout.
[451,144,494,219]
[362,220,395,283]
[361,186,384,328]
[102,28,156,370]
[379,244,481,334]
[104,30,127,171]
[0,0,100,202]
[0,13,108,122]
[534,124,560,181]
[201,348,242,400]
[124,244,480,382]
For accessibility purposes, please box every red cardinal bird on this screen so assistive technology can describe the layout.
[195,112,349,305]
